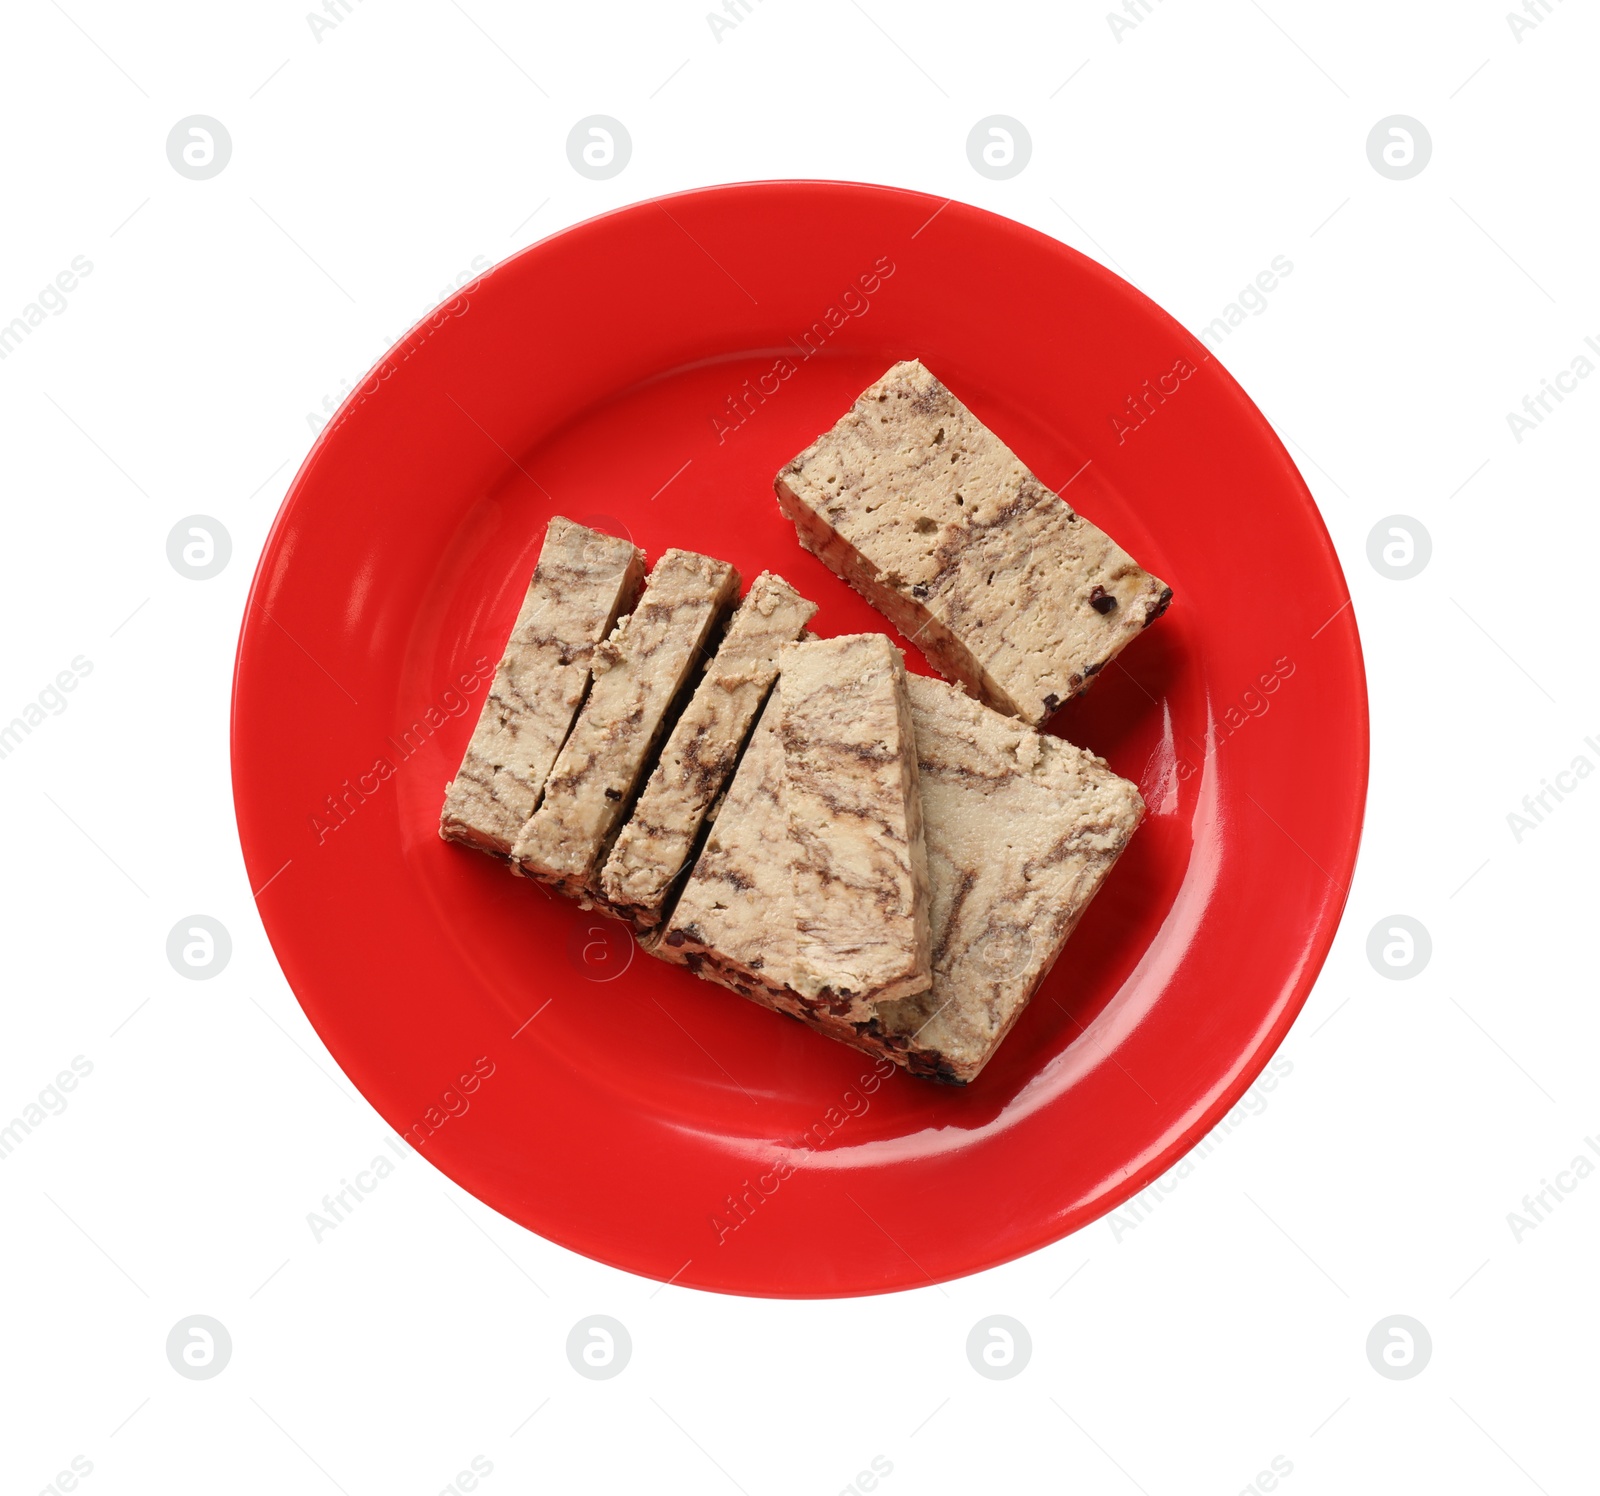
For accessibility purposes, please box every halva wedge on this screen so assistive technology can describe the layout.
[440,516,645,857]
[512,548,738,899]
[775,359,1171,727]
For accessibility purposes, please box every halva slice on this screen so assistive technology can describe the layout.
[781,634,931,1016]
[868,674,1145,1083]
[512,548,738,899]
[440,516,645,857]
[599,571,816,928]
[657,673,1144,1085]
[774,358,1172,727]
[653,688,795,996]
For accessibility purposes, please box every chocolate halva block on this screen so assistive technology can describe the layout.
[512,548,739,900]
[780,634,931,1015]
[599,571,816,928]
[657,671,1143,1084]
[774,359,1172,727]
[440,516,645,857]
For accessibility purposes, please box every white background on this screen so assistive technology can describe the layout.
[2,1,1597,1492]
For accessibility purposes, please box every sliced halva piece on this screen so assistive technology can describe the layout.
[774,358,1172,727]
[440,516,645,858]
[867,674,1145,1083]
[512,548,738,900]
[781,634,931,1015]
[599,571,816,928]
[656,673,1143,1084]
[652,688,795,997]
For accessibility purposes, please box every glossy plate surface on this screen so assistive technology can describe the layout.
[232,181,1367,1297]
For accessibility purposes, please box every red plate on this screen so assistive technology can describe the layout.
[232,181,1366,1297]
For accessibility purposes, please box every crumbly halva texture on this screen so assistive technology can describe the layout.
[511,548,739,899]
[599,571,816,928]
[439,516,645,857]
[774,358,1172,727]
[780,635,931,1015]
[656,673,1144,1084]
